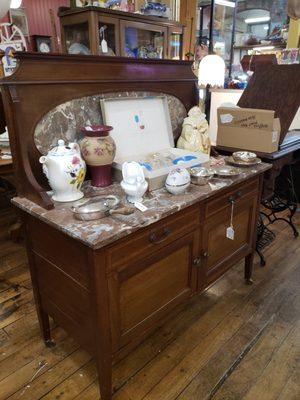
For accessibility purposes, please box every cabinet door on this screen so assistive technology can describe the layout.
[168,26,184,60]
[120,20,168,59]
[202,193,258,286]
[98,15,120,56]
[108,231,199,350]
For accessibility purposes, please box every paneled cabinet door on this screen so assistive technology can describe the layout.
[202,194,258,286]
[108,230,199,350]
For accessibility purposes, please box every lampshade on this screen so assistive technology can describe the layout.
[198,54,225,88]
[0,0,11,19]
[10,0,23,9]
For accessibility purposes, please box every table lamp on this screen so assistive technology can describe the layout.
[198,54,225,119]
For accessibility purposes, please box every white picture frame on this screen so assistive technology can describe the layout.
[9,8,29,37]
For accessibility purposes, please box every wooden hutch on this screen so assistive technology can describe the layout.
[1,53,271,400]
[58,6,185,60]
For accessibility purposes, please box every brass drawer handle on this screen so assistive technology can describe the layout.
[193,257,201,266]
[203,252,210,258]
[149,228,171,244]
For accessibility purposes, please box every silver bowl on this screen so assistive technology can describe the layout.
[232,151,257,163]
[190,167,215,185]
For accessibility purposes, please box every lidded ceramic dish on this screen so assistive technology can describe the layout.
[190,167,215,185]
[232,151,257,163]
[165,167,190,195]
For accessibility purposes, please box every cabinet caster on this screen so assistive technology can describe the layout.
[245,278,253,285]
[45,339,56,348]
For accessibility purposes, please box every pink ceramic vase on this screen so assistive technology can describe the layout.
[80,125,116,187]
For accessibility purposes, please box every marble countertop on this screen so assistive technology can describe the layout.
[12,162,271,250]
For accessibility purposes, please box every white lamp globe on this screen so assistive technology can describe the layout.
[10,0,23,9]
[198,54,226,88]
[0,0,11,19]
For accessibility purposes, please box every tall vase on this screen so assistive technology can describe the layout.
[80,125,116,187]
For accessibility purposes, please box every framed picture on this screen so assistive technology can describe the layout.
[9,8,29,37]
[33,35,52,53]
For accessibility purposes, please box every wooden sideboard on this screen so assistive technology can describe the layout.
[1,54,270,400]
[14,170,268,400]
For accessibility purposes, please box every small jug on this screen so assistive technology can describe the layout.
[40,139,86,203]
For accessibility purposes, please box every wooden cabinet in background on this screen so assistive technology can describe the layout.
[59,7,185,60]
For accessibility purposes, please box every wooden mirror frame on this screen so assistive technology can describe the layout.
[0,53,198,209]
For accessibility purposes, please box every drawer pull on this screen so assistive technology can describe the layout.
[228,195,235,203]
[193,257,201,266]
[236,191,242,198]
[203,252,210,258]
[149,228,171,244]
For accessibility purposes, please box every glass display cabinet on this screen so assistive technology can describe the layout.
[59,7,185,60]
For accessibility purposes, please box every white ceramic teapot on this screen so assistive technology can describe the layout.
[39,139,86,203]
[121,161,148,203]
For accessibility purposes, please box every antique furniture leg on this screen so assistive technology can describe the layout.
[244,253,254,285]
[89,250,113,400]
[255,213,276,267]
[262,167,299,238]
[25,237,54,347]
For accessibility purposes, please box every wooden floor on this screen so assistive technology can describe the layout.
[0,208,299,400]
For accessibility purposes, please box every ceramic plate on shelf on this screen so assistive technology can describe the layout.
[226,156,262,167]
[213,165,242,178]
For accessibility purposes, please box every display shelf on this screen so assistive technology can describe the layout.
[59,7,185,60]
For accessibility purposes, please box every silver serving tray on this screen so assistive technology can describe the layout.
[213,165,242,177]
[227,156,262,167]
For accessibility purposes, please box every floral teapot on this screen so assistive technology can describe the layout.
[39,139,86,203]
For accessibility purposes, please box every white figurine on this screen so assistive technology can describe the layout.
[121,161,148,203]
[177,106,211,154]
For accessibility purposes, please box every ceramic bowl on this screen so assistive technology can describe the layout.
[232,151,257,163]
[190,167,215,185]
[165,167,190,195]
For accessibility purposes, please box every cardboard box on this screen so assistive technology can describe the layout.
[101,97,209,191]
[217,107,281,153]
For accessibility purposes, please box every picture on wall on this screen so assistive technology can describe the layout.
[9,8,29,37]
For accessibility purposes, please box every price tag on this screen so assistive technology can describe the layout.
[226,226,235,240]
[101,39,108,53]
[134,202,148,212]
[226,199,235,240]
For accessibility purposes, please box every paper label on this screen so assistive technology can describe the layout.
[226,226,235,240]
[220,114,234,124]
[101,39,108,53]
[134,202,148,212]
[272,131,278,143]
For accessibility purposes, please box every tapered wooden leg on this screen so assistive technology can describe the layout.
[89,250,113,400]
[25,230,55,347]
[245,253,254,285]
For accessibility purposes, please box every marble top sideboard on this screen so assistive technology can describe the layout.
[12,163,271,250]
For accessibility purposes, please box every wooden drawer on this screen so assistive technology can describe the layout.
[107,205,200,270]
[205,177,259,218]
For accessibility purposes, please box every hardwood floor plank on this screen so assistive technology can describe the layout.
[178,290,300,400]
[277,370,300,400]
[211,294,300,400]
[0,327,66,382]
[6,349,91,400]
[242,321,300,400]
[0,337,80,400]
[40,360,97,400]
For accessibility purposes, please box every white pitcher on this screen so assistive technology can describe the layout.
[40,139,86,203]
